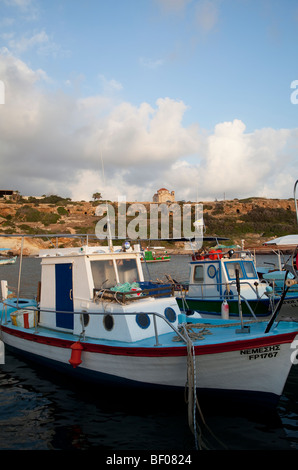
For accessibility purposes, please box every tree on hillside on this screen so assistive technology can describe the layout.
[92,192,102,201]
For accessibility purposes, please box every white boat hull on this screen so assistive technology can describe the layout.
[2,323,297,405]
[0,256,17,265]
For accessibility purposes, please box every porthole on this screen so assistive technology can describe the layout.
[103,314,114,331]
[207,265,216,278]
[81,313,90,327]
[164,307,176,323]
[136,313,150,329]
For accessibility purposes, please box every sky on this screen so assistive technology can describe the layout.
[0,0,298,203]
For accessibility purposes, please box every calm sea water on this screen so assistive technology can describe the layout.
[0,253,298,452]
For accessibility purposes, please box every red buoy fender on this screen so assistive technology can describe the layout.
[69,341,83,368]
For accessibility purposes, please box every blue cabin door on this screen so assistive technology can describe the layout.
[55,263,74,329]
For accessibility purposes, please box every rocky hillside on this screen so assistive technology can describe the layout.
[0,196,297,254]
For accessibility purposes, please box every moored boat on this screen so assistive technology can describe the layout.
[175,248,279,319]
[0,255,17,265]
[0,235,297,413]
[0,248,17,265]
[140,247,171,263]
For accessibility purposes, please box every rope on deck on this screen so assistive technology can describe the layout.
[173,318,267,343]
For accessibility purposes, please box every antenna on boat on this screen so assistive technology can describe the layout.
[16,236,24,308]
[100,150,113,251]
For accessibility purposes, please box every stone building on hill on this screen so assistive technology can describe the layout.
[153,188,175,203]
[0,190,19,201]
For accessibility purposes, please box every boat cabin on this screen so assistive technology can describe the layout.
[38,243,180,343]
[187,250,263,301]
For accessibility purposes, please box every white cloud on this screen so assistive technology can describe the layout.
[6,30,48,53]
[155,0,220,34]
[0,52,297,204]
[4,30,69,57]
[98,74,123,93]
[194,0,219,33]
[1,0,39,21]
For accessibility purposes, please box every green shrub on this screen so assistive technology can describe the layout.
[42,213,61,226]
[57,206,68,215]
[16,206,42,222]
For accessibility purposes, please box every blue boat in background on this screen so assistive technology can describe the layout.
[0,248,17,265]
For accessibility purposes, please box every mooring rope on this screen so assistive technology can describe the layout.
[181,324,227,450]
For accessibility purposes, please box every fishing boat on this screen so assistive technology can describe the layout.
[0,235,297,414]
[175,248,280,319]
[255,177,298,311]
[0,248,17,265]
[0,255,17,265]
[140,248,171,263]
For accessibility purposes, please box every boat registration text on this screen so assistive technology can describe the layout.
[240,345,280,360]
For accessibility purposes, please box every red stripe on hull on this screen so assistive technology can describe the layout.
[1,324,297,357]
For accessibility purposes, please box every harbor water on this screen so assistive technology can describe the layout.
[0,254,298,451]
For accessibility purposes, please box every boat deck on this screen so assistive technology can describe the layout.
[2,304,298,352]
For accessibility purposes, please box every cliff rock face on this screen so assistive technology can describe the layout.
[0,197,296,254]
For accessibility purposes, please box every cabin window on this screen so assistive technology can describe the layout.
[225,261,244,280]
[193,265,204,283]
[91,260,117,289]
[116,258,139,284]
[242,261,257,279]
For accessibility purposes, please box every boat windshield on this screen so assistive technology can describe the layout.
[242,261,257,279]
[91,258,140,289]
[115,258,140,284]
[224,260,257,281]
[225,261,244,280]
[91,260,117,289]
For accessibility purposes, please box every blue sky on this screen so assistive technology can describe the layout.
[0,0,298,202]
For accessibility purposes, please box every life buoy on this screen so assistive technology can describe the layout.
[208,249,222,260]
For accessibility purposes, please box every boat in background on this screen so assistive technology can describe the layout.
[175,247,281,319]
[0,248,17,265]
[140,247,171,263]
[0,255,17,266]
[256,176,298,307]
[0,233,297,429]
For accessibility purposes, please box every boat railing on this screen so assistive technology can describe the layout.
[187,279,268,299]
[1,299,188,347]
[181,284,258,319]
